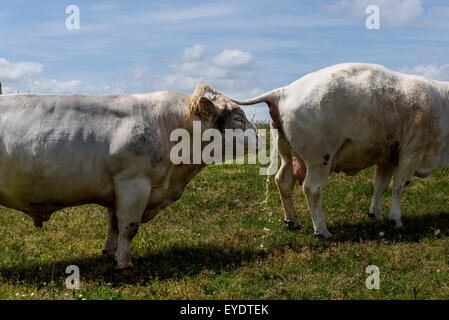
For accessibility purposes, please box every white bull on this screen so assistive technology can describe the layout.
[0,84,256,269]
[231,63,449,239]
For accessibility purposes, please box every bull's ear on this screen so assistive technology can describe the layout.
[197,96,220,122]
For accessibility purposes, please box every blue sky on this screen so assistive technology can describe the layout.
[1,0,449,121]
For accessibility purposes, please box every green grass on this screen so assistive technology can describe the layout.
[2,143,449,299]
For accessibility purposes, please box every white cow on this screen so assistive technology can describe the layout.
[231,63,449,239]
[0,84,256,269]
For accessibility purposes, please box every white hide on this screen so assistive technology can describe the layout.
[232,63,449,238]
[0,90,254,268]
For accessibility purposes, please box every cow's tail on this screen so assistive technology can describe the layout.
[230,88,281,106]
[230,88,283,129]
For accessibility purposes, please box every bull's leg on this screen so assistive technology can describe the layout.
[102,208,119,258]
[302,164,332,239]
[368,165,394,221]
[275,133,300,230]
[275,159,300,230]
[389,161,416,229]
[114,175,152,269]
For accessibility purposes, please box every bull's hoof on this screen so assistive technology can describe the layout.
[114,266,133,277]
[368,211,383,222]
[115,263,133,272]
[102,249,113,258]
[314,231,332,240]
[33,219,43,228]
[102,249,116,259]
[284,219,300,231]
[388,219,403,230]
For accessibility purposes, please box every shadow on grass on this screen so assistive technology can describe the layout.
[1,211,448,286]
[331,211,449,243]
[0,243,267,286]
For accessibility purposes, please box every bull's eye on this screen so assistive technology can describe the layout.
[233,117,244,128]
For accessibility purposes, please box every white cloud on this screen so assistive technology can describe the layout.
[0,58,43,81]
[326,0,424,27]
[212,49,253,69]
[0,50,261,98]
[153,44,262,98]
[0,53,270,121]
[28,79,111,95]
[131,65,151,80]
[0,57,113,95]
[400,64,449,81]
[181,44,206,62]
[1,78,112,95]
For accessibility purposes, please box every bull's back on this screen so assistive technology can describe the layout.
[0,94,133,211]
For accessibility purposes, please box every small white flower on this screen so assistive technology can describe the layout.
[78,294,82,298]
[30,293,35,296]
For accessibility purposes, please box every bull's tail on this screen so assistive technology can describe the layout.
[230,88,283,129]
[230,88,281,106]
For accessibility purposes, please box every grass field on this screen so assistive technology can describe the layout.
[1,130,449,300]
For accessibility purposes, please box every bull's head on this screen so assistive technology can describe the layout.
[187,84,258,163]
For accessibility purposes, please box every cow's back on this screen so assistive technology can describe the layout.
[280,63,449,175]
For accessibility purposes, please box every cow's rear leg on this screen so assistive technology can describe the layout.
[389,160,416,229]
[275,132,303,230]
[368,165,394,221]
[102,208,118,258]
[302,164,332,239]
[114,175,152,269]
[275,159,300,230]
